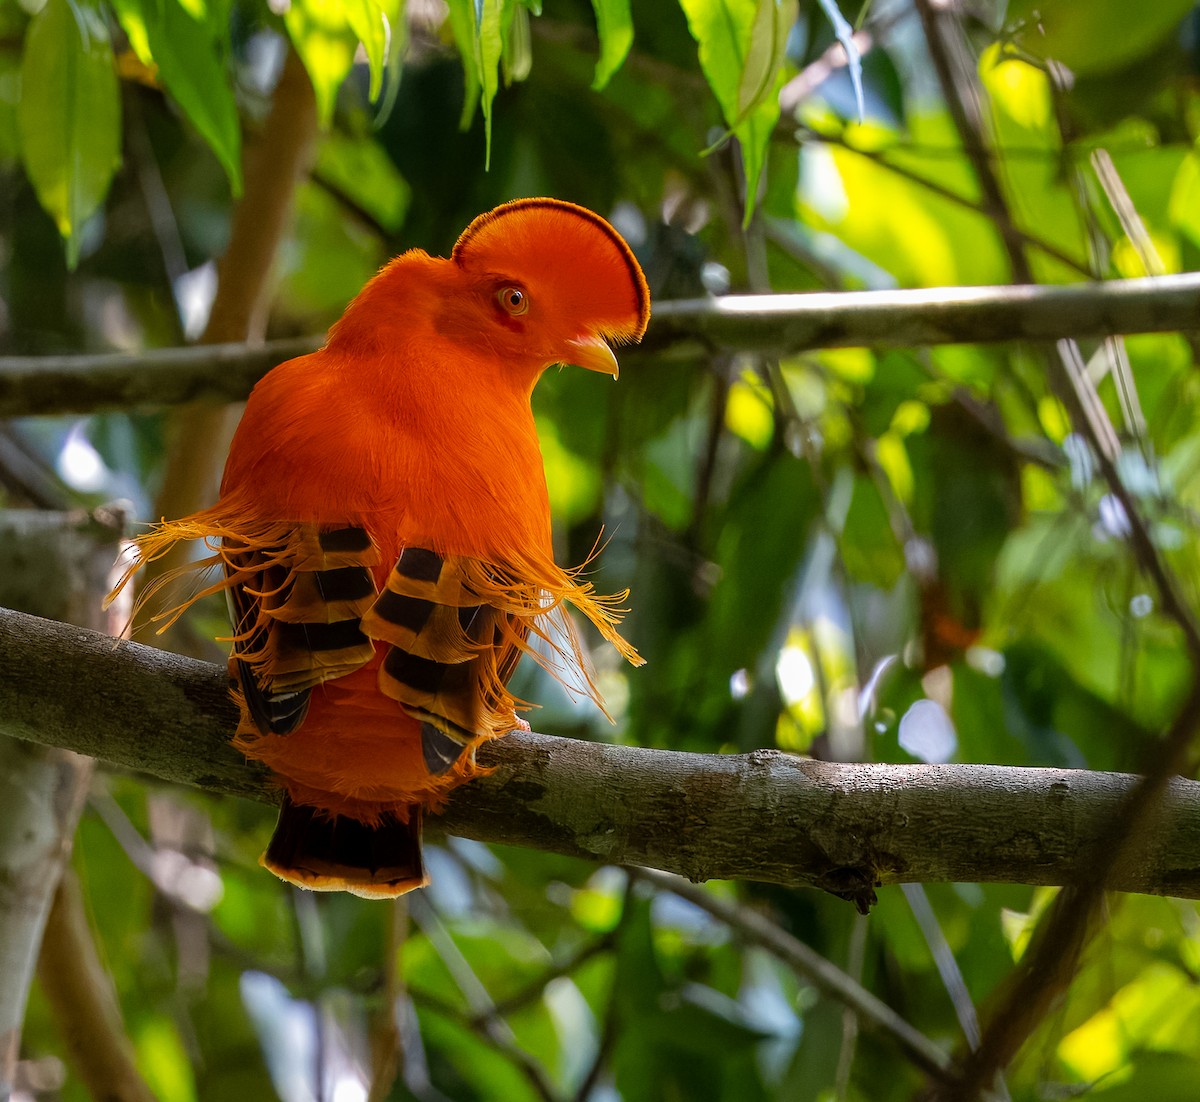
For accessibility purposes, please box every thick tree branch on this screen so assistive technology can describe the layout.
[3,608,1200,902]
[4,275,1200,417]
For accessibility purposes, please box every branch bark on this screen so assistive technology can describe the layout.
[4,274,1200,417]
[3,607,1200,903]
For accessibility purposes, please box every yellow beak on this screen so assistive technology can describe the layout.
[565,334,620,378]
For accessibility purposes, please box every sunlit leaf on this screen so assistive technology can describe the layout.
[110,0,242,193]
[285,0,360,126]
[444,0,481,131]
[17,0,120,267]
[342,0,402,100]
[343,0,385,98]
[443,0,509,162]
[136,1017,197,1102]
[590,0,633,90]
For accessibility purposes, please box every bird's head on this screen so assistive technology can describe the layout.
[447,198,650,381]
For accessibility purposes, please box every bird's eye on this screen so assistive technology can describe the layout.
[496,286,529,316]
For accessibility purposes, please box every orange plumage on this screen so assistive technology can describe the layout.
[111,198,650,897]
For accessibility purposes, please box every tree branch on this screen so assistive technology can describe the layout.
[3,608,1200,902]
[4,274,1200,417]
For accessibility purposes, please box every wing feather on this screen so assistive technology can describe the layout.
[225,524,380,734]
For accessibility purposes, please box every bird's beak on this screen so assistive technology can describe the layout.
[565,334,620,379]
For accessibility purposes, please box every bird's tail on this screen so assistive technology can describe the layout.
[261,794,429,898]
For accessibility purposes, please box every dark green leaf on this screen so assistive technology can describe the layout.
[1007,0,1195,75]
[111,0,242,193]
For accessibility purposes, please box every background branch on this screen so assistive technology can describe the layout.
[631,869,952,1079]
[3,608,1200,902]
[4,274,1200,416]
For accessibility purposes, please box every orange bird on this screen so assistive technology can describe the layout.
[112,198,650,897]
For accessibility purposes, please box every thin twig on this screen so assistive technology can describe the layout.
[471,933,617,1028]
[367,899,408,1102]
[571,877,637,1102]
[37,869,159,1102]
[409,894,563,1102]
[901,885,983,1053]
[630,868,952,1080]
[913,0,1034,283]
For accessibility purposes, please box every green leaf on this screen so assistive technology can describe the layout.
[17,0,121,267]
[503,2,531,84]
[370,0,409,127]
[677,0,753,120]
[677,0,792,224]
[110,0,242,194]
[444,0,480,132]
[736,0,794,124]
[590,0,633,91]
[314,130,411,232]
[474,0,505,167]
[342,0,388,100]
[444,0,509,165]
[285,0,360,127]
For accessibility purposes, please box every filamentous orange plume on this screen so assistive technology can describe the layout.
[109,198,650,897]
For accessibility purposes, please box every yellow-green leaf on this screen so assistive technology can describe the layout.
[342,0,389,100]
[285,0,360,127]
[444,0,509,165]
[678,0,753,122]
[371,0,409,127]
[590,0,633,91]
[17,0,121,267]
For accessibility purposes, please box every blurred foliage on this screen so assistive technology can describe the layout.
[5,0,1200,1099]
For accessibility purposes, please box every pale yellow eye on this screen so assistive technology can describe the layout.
[497,286,529,315]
